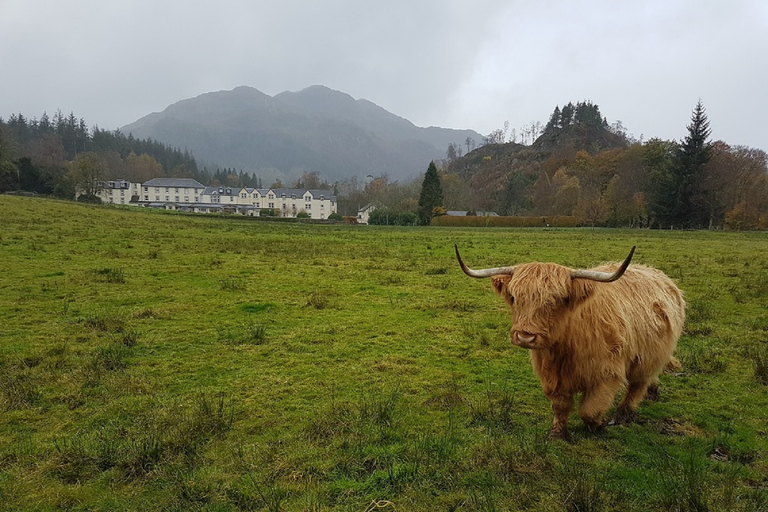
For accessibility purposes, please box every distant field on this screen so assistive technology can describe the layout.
[1,195,767,511]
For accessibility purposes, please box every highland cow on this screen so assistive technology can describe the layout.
[455,245,685,440]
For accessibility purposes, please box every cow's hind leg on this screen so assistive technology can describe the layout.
[614,379,650,424]
[579,380,621,432]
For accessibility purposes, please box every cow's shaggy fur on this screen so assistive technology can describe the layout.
[489,261,685,440]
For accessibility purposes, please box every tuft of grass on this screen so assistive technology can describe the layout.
[562,463,607,512]
[305,291,335,310]
[0,362,40,411]
[678,340,727,374]
[116,328,139,347]
[91,267,126,283]
[656,443,711,512]
[218,320,267,345]
[219,276,247,292]
[468,386,518,432]
[82,311,127,333]
[748,345,768,385]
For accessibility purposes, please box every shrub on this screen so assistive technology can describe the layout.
[368,209,418,226]
[296,211,310,219]
[259,208,276,217]
[77,194,102,204]
[431,215,579,227]
[327,213,343,221]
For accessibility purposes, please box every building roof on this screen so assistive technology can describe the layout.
[203,186,243,196]
[143,178,206,188]
[269,188,336,201]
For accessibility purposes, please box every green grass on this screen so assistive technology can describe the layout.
[1,195,767,511]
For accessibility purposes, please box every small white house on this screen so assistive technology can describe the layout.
[97,179,141,205]
[357,204,376,224]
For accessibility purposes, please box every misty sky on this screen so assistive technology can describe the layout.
[2,0,766,150]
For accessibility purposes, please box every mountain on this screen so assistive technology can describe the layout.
[121,85,483,182]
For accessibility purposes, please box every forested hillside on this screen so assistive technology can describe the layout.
[437,101,768,229]
[0,111,203,198]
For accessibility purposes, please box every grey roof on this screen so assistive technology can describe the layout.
[269,188,336,201]
[143,178,206,188]
[203,186,245,196]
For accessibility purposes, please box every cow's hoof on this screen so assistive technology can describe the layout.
[583,418,606,433]
[645,385,660,401]
[611,408,636,425]
[549,428,572,442]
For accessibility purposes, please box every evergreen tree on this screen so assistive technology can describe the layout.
[657,100,712,228]
[417,161,443,225]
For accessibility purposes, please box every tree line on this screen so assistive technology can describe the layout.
[3,102,766,230]
[337,101,767,230]
[0,111,276,198]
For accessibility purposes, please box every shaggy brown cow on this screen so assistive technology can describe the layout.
[455,245,685,440]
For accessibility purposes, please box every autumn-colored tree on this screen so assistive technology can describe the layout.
[67,152,105,198]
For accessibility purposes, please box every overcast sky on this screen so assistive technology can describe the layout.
[2,0,766,149]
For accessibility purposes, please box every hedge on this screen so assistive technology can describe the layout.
[431,215,579,228]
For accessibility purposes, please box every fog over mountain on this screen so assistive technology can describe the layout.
[121,85,483,182]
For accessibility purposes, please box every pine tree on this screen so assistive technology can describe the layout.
[660,100,712,228]
[417,161,443,225]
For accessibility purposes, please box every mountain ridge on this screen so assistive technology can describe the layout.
[121,85,483,182]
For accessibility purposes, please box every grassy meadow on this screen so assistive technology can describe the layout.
[1,194,767,511]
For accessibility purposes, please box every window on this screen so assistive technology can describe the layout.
[268,202,274,208]
[175,188,179,193]
[306,204,311,210]
[268,194,274,200]
[305,196,311,201]
[175,196,180,202]
[155,187,160,192]
[144,187,148,192]
[165,196,170,201]
[144,195,149,201]
[184,196,189,202]
[194,196,198,202]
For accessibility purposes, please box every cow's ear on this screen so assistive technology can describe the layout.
[491,275,513,301]
[569,278,596,303]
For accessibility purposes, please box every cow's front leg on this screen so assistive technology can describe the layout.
[547,392,574,441]
[579,379,622,432]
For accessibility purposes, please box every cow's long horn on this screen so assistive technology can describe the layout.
[455,244,517,278]
[570,246,636,282]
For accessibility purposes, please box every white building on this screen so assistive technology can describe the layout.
[142,178,207,205]
[97,179,141,205]
[96,177,337,220]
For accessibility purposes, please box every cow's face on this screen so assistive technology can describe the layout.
[491,263,593,349]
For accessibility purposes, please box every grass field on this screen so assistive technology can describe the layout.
[1,195,767,511]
